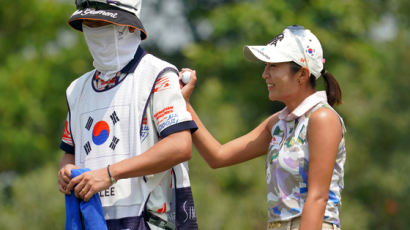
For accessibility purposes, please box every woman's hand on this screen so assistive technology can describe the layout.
[58,163,78,195]
[179,68,197,103]
[66,167,112,202]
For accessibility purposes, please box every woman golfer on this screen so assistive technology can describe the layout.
[181,25,346,230]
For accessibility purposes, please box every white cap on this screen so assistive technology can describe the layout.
[108,0,141,18]
[244,25,324,79]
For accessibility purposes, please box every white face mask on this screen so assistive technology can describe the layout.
[83,23,141,81]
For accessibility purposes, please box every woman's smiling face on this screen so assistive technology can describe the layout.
[262,62,300,102]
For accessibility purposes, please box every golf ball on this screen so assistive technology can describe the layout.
[182,71,191,84]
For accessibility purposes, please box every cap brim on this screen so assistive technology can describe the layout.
[243,45,292,63]
[68,8,147,40]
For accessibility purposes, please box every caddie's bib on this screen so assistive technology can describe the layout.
[66,52,178,220]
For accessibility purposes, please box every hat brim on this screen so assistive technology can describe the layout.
[243,45,292,63]
[68,8,147,40]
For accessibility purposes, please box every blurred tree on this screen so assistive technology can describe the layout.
[0,161,65,229]
[0,0,409,229]
[0,0,91,173]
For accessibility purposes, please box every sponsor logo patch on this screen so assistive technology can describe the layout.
[154,75,172,93]
[141,118,149,142]
[251,47,270,60]
[154,106,174,123]
[268,33,284,46]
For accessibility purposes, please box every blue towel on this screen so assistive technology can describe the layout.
[65,168,108,230]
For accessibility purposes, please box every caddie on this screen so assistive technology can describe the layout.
[57,1,198,229]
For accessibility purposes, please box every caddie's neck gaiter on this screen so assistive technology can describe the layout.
[83,23,141,81]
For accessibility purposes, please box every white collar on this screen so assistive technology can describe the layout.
[278,91,327,121]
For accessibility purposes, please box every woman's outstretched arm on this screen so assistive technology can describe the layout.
[188,103,276,168]
[180,69,277,168]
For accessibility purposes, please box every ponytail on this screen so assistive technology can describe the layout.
[290,62,342,106]
[321,69,342,106]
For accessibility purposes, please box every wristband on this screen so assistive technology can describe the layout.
[107,165,117,184]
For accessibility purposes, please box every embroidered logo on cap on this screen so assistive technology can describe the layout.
[268,33,284,46]
[250,47,270,60]
[73,9,118,18]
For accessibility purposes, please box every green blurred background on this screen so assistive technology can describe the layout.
[0,0,409,229]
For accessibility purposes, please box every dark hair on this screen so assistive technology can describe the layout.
[290,62,342,106]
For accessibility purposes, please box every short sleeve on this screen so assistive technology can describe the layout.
[151,70,197,137]
[60,114,75,154]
